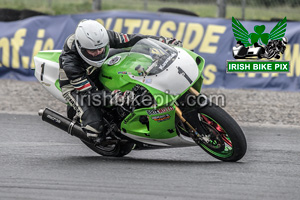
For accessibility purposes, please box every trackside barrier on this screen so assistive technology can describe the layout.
[0,11,300,91]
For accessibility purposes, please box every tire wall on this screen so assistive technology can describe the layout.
[0,8,47,21]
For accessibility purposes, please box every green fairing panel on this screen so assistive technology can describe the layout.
[35,51,61,63]
[121,105,177,139]
[100,52,145,91]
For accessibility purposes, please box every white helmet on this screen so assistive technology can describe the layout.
[75,19,110,67]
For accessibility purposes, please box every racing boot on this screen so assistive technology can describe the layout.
[83,121,106,142]
[85,129,107,145]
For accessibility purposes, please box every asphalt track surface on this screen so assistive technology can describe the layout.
[1,113,300,200]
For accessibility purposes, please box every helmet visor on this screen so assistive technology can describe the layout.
[80,44,109,62]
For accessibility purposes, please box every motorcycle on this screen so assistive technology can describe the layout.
[34,38,247,161]
[263,37,287,59]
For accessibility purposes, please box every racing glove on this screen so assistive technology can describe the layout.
[110,90,135,107]
[159,36,183,47]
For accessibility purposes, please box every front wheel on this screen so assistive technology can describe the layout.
[180,103,247,162]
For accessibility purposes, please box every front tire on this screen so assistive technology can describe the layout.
[197,103,246,161]
[178,103,247,162]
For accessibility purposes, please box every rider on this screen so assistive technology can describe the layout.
[59,19,182,141]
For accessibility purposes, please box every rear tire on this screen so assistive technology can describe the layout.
[67,106,134,157]
[82,140,134,157]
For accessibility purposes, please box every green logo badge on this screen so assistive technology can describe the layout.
[228,17,289,73]
[232,17,287,47]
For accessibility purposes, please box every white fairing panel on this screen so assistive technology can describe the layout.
[34,50,66,103]
[121,131,197,147]
[130,47,199,95]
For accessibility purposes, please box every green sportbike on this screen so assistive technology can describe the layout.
[34,38,247,162]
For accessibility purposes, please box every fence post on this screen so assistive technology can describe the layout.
[144,0,148,11]
[92,0,102,11]
[217,0,226,18]
[242,0,246,20]
[48,0,52,7]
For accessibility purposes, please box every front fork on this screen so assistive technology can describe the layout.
[174,87,210,143]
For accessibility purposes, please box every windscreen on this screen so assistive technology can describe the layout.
[129,38,178,76]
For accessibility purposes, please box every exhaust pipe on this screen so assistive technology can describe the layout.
[38,108,91,143]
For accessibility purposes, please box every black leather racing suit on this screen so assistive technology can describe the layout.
[59,30,161,135]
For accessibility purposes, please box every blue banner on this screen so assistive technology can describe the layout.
[0,11,300,90]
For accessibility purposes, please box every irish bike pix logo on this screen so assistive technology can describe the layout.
[227,17,290,73]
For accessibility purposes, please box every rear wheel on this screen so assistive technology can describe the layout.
[177,103,247,162]
[82,140,134,157]
[67,106,134,157]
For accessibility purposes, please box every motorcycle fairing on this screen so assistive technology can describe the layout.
[34,50,66,103]
[129,47,200,95]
